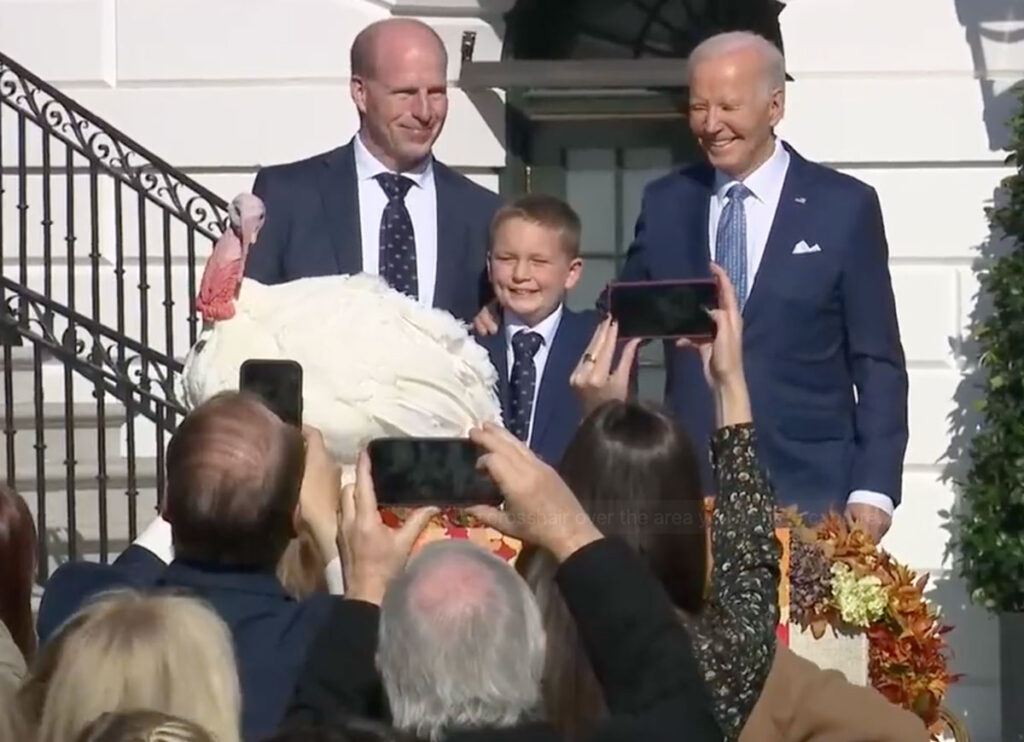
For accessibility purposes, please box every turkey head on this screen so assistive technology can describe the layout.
[196,193,266,324]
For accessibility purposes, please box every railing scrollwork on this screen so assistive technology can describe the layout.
[0,49,224,570]
[0,52,229,240]
[1,278,186,426]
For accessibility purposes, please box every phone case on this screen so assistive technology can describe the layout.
[367,437,502,508]
[238,358,304,426]
[606,278,719,341]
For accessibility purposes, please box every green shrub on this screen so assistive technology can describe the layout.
[958,84,1024,612]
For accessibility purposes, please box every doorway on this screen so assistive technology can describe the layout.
[488,0,786,399]
[508,104,701,400]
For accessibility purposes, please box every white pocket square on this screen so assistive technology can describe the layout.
[792,240,821,255]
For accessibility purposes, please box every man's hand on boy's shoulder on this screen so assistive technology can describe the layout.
[473,302,500,336]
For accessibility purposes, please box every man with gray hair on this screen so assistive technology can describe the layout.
[611,30,907,538]
[378,540,546,739]
[286,425,723,741]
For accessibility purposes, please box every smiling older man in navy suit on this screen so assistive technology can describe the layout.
[616,31,908,538]
[245,18,500,323]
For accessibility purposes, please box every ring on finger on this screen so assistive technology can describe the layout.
[582,353,597,363]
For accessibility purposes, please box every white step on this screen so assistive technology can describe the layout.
[0,401,135,471]
[1,345,183,418]
[0,344,41,405]
[16,458,160,573]
[3,342,174,575]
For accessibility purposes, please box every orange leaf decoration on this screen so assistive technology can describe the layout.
[786,507,958,739]
[444,525,469,540]
[379,508,402,528]
[493,539,519,562]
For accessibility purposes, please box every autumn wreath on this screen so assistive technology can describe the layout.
[779,508,961,738]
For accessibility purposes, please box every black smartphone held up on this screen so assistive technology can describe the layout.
[607,279,719,340]
[368,437,502,508]
[238,359,303,427]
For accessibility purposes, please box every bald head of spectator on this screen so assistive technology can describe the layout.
[377,540,545,740]
[164,391,306,570]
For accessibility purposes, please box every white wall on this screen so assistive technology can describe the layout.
[0,0,509,363]
[3,0,1022,738]
[780,2,1023,739]
[0,0,509,182]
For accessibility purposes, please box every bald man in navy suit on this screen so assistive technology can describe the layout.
[245,18,499,323]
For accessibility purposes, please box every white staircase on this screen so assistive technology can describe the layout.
[0,48,226,581]
[1,345,159,576]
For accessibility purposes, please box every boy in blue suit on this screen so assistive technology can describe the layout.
[474,195,600,465]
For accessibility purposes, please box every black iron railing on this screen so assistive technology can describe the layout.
[0,50,229,576]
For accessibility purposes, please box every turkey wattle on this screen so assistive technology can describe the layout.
[195,193,266,323]
[181,272,503,469]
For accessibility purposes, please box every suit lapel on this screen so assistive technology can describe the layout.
[432,163,462,309]
[476,327,510,422]
[318,142,362,275]
[530,312,581,452]
[668,166,714,277]
[744,144,811,321]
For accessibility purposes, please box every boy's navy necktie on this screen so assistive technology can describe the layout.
[508,331,543,442]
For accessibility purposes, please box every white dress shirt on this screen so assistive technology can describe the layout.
[707,138,893,516]
[504,304,564,445]
[353,133,439,307]
[708,138,790,284]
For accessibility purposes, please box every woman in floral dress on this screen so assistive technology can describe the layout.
[518,264,780,741]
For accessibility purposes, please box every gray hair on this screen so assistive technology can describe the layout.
[687,31,786,96]
[377,540,546,741]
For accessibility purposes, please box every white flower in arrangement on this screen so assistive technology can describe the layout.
[180,273,503,473]
[829,561,888,628]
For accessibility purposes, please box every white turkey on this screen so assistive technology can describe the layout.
[181,199,503,471]
[147,203,511,590]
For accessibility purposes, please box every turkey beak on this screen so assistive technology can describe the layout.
[241,215,262,249]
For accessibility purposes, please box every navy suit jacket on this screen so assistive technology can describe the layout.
[618,143,908,515]
[244,139,501,323]
[37,546,335,741]
[476,308,600,466]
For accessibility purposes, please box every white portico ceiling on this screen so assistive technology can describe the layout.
[364,0,516,18]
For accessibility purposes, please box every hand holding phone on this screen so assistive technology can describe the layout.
[342,449,440,605]
[607,279,719,340]
[239,359,303,426]
[368,437,502,508]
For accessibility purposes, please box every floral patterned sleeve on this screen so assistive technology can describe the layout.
[684,423,781,741]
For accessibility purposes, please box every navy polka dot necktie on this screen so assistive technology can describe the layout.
[508,331,544,442]
[375,173,418,299]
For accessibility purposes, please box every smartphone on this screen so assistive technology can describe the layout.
[607,279,719,339]
[368,437,502,507]
[238,359,303,427]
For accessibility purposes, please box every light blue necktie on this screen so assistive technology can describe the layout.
[715,183,751,310]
